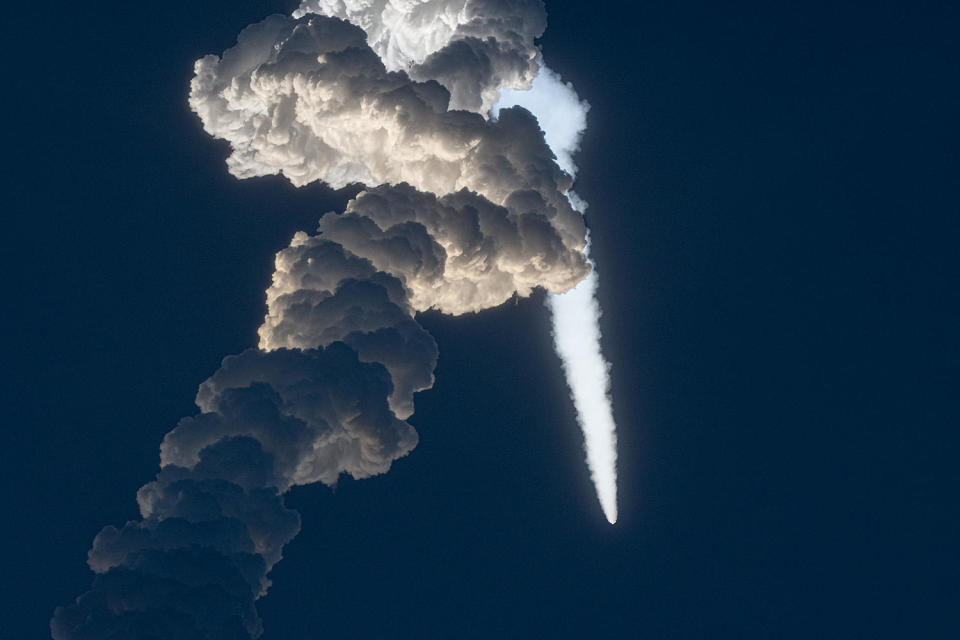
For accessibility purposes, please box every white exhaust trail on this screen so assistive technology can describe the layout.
[547,246,618,524]
[496,70,619,524]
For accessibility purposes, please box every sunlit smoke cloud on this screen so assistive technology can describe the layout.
[53,2,618,638]
[294,0,547,112]
[495,72,618,524]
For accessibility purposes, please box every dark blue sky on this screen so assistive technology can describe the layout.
[4,1,957,637]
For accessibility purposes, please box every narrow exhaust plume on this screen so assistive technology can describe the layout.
[548,245,618,524]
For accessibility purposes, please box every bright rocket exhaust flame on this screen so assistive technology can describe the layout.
[547,247,618,525]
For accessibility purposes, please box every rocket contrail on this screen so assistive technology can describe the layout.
[496,70,619,523]
[548,248,619,524]
[53,2,618,637]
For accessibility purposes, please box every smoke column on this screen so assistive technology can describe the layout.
[52,2,618,637]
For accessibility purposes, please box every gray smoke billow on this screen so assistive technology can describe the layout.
[53,3,617,637]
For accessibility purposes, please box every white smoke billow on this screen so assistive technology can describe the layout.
[52,2,619,637]
[294,0,547,112]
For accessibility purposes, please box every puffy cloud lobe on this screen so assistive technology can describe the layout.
[52,345,413,639]
[409,33,535,112]
[53,438,298,639]
[52,547,265,640]
[189,14,586,251]
[295,0,546,111]
[181,345,419,485]
[257,232,438,418]
[257,182,587,417]
[319,184,589,313]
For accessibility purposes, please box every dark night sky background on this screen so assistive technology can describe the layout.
[3,1,958,637]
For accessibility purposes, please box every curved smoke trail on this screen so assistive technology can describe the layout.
[52,2,617,637]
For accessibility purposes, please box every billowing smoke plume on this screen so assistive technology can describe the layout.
[53,2,617,637]
[294,0,546,112]
[187,13,586,250]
